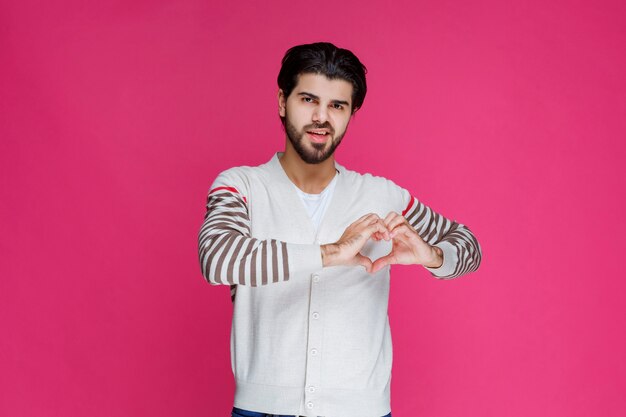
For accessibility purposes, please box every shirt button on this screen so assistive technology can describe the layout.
[312,274,320,283]
[306,401,314,409]
[312,312,319,320]
[307,385,316,393]
[310,348,318,356]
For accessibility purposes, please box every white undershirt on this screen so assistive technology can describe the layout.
[293,173,338,234]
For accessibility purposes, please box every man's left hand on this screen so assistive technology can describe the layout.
[370,212,443,274]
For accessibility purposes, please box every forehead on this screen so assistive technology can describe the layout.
[293,73,353,104]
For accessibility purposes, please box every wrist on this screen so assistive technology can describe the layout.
[321,243,340,267]
[423,245,444,268]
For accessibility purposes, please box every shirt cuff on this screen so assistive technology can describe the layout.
[424,241,458,278]
[286,243,323,276]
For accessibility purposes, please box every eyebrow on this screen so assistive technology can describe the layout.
[297,92,350,107]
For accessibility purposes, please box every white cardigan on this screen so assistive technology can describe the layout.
[198,152,482,417]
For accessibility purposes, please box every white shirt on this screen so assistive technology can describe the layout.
[292,173,339,234]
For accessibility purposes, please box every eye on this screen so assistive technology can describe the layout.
[332,103,344,110]
[303,97,314,103]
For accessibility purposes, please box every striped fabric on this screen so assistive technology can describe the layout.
[199,186,481,290]
[198,186,290,288]
[403,195,482,279]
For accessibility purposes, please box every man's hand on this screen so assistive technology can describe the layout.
[321,213,390,273]
[370,211,443,274]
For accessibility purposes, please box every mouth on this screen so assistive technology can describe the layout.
[306,130,330,143]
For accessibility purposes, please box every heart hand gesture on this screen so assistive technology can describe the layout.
[321,213,390,273]
[370,212,443,273]
[321,212,443,274]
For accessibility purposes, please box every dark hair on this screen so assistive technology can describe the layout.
[277,42,367,123]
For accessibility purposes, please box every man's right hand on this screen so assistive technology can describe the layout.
[320,213,390,273]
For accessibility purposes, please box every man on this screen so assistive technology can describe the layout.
[198,42,482,417]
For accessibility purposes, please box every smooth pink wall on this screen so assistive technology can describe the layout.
[2,0,625,416]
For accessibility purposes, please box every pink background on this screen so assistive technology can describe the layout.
[2,0,625,416]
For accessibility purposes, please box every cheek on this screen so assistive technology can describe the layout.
[287,106,308,125]
[334,117,350,134]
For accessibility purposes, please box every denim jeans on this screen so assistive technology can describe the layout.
[231,407,392,417]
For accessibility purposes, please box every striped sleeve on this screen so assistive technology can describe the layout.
[198,173,322,287]
[402,194,482,279]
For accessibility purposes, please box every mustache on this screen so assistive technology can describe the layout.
[304,123,334,134]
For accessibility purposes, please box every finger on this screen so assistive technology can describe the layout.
[372,228,390,241]
[375,219,391,240]
[364,222,390,239]
[389,231,413,249]
[354,253,373,273]
[389,223,417,239]
[360,214,382,225]
[355,213,380,225]
[371,253,395,273]
[383,211,400,227]
[387,216,408,233]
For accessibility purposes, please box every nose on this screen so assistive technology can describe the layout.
[312,105,328,124]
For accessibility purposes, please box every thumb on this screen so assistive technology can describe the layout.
[371,253,395,274]
[354,253,373,273]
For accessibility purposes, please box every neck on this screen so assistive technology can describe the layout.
[279,140,337,194]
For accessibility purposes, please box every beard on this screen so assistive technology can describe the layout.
[284,114,346,165]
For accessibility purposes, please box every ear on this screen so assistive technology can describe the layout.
[277,89,286,117]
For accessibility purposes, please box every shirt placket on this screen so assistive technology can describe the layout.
[303,227,325,414]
